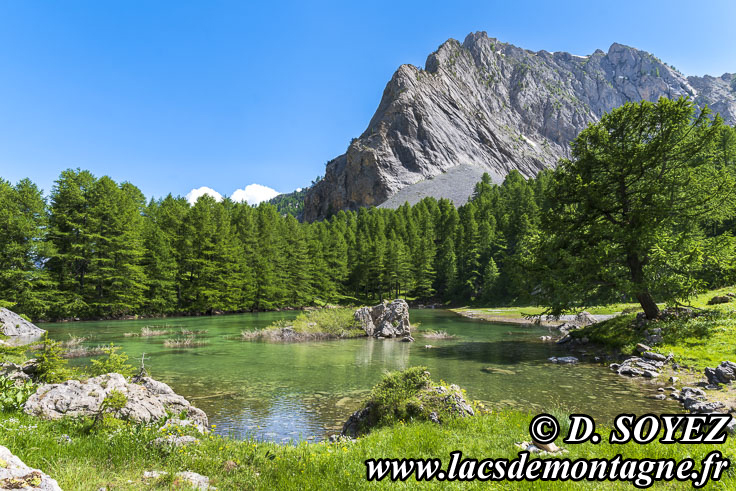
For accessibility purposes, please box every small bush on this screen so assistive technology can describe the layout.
[348,367,477,436]
[36,335,74,383]
[89,389,129,432]
[0,377,36,411]
[368,367,433,414]
[88,344,135,377]
[102,390,128,412]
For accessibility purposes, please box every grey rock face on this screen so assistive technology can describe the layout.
[642,352,667,362]
[0,445,62,490]
[304,32,736,221]
[684,400,726,414]
[24,373,208,426]
[354,299,411,338]
[572,311,597,327]
[0,308,45,338]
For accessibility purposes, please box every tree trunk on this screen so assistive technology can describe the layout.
[636,291,660,320]
[627,253,660,319]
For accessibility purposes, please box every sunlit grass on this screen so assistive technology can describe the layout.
[1,408,733,490]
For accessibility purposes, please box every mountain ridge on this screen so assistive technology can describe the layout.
[303,32,735,221]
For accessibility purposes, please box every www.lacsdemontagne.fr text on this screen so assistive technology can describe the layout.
[365,450,729,488]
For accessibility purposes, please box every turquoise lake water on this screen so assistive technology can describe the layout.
[42,309,679,442]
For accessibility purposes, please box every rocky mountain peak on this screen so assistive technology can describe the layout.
[303,32,736,221]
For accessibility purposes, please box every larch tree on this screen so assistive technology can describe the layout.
[538,98,736,319]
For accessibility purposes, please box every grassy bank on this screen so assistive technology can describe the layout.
[450,303,643,328]
[453,302,641,320]
[454,286,736,373]
[571,287,736,370]
[1,407,733,490]
[241,308,364,342]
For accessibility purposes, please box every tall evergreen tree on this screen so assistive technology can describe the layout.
[0,179,54,317]
[47,169,97,317]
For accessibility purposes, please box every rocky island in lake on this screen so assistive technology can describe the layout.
[241,299,412,342]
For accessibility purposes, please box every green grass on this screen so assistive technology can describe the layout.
[0,344,28,364]
[1,407,733,490]
[570,286,736,369]
[242,308,364,341]
[458,286,736,372]
[658,309,736,369]
[454,302,643,320]
[569,314,640,352]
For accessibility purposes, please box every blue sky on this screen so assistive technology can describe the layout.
[0,1,734,201]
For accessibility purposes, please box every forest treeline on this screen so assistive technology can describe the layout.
[1,167,551,320]
[2,99,735,321]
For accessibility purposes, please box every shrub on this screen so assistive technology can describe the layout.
[88,344,135,377]
[89,389,129,432]
[348,367,478,436]
[0,377,36,411]
[36,334,74,383]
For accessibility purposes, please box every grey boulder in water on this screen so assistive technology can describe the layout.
[354,299,411,338]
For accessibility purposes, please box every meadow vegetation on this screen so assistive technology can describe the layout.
[0,368,734,489]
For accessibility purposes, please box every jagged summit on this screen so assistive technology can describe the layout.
[304,32,735,221]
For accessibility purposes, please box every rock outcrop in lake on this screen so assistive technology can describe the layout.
[354,299,411,338]
[0,308,45,338]
[24,373,208,426]
[304,32,736,220]
[0,445,61,491]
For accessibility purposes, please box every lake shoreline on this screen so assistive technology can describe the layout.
[34,304,350,324]
[450,309,565,327]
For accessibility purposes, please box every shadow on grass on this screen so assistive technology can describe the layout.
[660,310,736,344]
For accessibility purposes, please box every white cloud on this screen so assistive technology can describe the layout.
[185,186,223,205]
[296,187,302,192]
[231,183,280,205]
